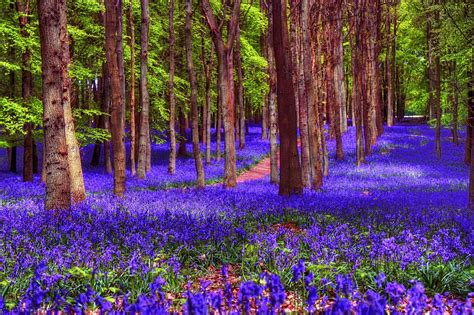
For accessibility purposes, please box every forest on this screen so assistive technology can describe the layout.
[0,0,472,313]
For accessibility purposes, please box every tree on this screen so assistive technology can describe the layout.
[234,24,245,150]
[272,0,303,196]
[266,1,278,184]
[201,38,213,165]
[185,0,205,188]
[137,0,151,178]
[105,0,126,196]
[350,0,367,166]
[201,0,240,188]
[302,0,323,189]
[323,0,344,161]
[127,0,137,176]
[16,0,34,182]
[38,0,72,210]
[168,0,177,174]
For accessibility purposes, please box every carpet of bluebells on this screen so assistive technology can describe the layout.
[0,125,472,313]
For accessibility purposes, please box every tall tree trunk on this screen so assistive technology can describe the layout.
[334,8,347,134]
[202,39,213,165]
[350,0,367,166]
[62,14,86,203]
[168,0,177,174]
[385,0,397,127]
[267,1,278,184]
[38,0,72,210]
[292,0,310,188]
[303,0,323,189]
[201,0,241,188]
[185,0,205,188]
[273,0,303,196]
[261,1,269,141]
[323,1,344,161]
[17,0,34,182]
[137,0,151,178]
[105,0,126,196]
[128,0,137,176]
[234,24,246,150]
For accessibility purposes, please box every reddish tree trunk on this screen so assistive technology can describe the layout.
[273,0,303,196]
[105,0,126,196]
[201,0,241,188]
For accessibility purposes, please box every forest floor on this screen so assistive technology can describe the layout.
[0,124,471,313]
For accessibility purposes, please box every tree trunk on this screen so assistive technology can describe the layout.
[128,0,137,176]
[17,0,34,182]
[334,9,347,134]
[137,0,151,178]
[178,108,187,157]
[202,39,213,165]
[234,24,245,150]
[350,0,367,166]
[102,64,113,174]
[201,0,241,188]
[385,0,397,127]
[168,0,177,174]
[62,9,86,203]
[273,0,303,196]
[323,1,344,161]
[105,0,126,196]
[292,0,310,188]
[302,0,323,189]
[38,0,72,210]
[215,85,222,162]
[267,1,278,184]
[185,0,205,188]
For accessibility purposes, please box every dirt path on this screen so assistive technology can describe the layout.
[236,154,277,183]
[236,139,302,183]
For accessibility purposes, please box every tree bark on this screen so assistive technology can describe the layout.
[137,0,151,178]
[350,0,367,166]
[128,0,137,176]
[168,0,177,174]
[185,0,205,188]
[234,24,246,150]
[178,108,187,157]
[292,0,310,188]
[201,0,241,188]
[323,0,344,161]
[102,63,113,174]
[273,0,303,196]
[267,1,278,184]
[38,0,72,210]
[303,0,323,189]
[17,0,34,182]
[202,39,213,165]
[105,0,126,196]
